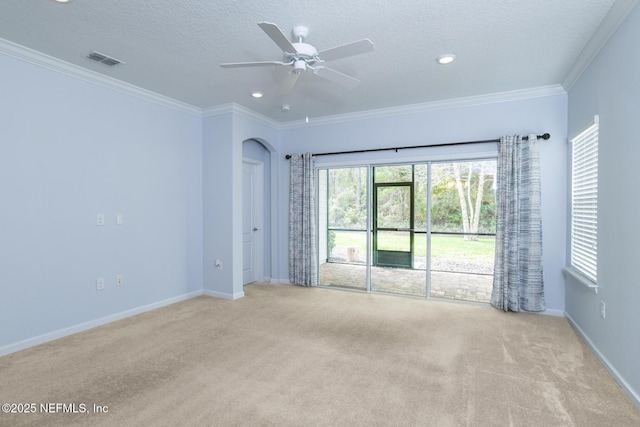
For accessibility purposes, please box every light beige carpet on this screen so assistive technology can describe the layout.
[1,283,638,426]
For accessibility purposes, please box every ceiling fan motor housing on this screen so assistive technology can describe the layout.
[289,43,318,64]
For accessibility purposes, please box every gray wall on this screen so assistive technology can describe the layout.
[0,51,203,352]
[565,4,640,406]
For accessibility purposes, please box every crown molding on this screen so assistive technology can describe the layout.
[562,0,639,91]
[277,85,567,130]
[230,103,280,128]
[0,37,202,117]
[202,103,280,129]
[201,103,235,117]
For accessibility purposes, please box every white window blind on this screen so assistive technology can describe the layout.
[570,117,599,283]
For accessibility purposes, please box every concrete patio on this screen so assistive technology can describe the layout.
[319,262,493,303]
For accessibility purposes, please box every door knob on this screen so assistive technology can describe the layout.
[253,227,258,231]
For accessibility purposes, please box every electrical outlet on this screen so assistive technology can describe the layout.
[96,214,105,226]
[96,277,105,291]
[600,301,606,319]
[215,259,223,270]
[116,275,123,286]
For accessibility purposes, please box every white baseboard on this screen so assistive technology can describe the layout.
[0,290,203,357]
[565,312,640,408]
[540,308,565,317]
[203,289,244,300]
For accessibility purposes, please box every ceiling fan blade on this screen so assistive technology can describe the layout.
[279,71,301,96]
[315,67,360,88]
[258,22,298,54]
[220,60,287,68]
[318,39,374,62]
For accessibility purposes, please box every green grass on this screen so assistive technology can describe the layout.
[331,230,495,263]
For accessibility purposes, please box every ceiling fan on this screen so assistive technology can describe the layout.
[220,22,374,94]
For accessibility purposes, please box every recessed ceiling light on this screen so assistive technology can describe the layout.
[55,0,70,3]
[436,54,456,65]
[251,91,263,98]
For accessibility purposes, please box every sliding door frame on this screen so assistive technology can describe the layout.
[316,152,497,299]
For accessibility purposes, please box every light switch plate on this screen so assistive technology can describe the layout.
[97,214,105,226]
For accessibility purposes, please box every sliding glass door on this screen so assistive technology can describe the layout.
[370,165,426,296]
[317,159,496,303]
[429,161,496,302]
[318,167,368,290]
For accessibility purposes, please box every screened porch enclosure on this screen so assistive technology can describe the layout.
[318,161,496,302]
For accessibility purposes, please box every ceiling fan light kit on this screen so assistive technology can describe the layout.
[220,22,374,94]
[293,59,307,73]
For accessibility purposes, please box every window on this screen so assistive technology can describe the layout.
[570,116,599,283]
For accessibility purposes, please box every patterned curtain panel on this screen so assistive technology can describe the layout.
[289,153,318,286]
[491,135,545,312]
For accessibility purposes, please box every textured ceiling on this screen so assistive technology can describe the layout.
[0,0,617,121]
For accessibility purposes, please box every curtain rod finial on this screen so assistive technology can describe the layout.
[541,133,550,140]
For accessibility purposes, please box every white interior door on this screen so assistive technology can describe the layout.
[243,160,264,285]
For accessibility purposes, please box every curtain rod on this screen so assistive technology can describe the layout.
[284,133,550,160]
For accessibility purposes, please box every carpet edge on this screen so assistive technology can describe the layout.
[0,290,203,357]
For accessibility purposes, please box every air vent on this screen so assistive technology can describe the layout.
[100,57,122,67]
[85,51,124,67]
